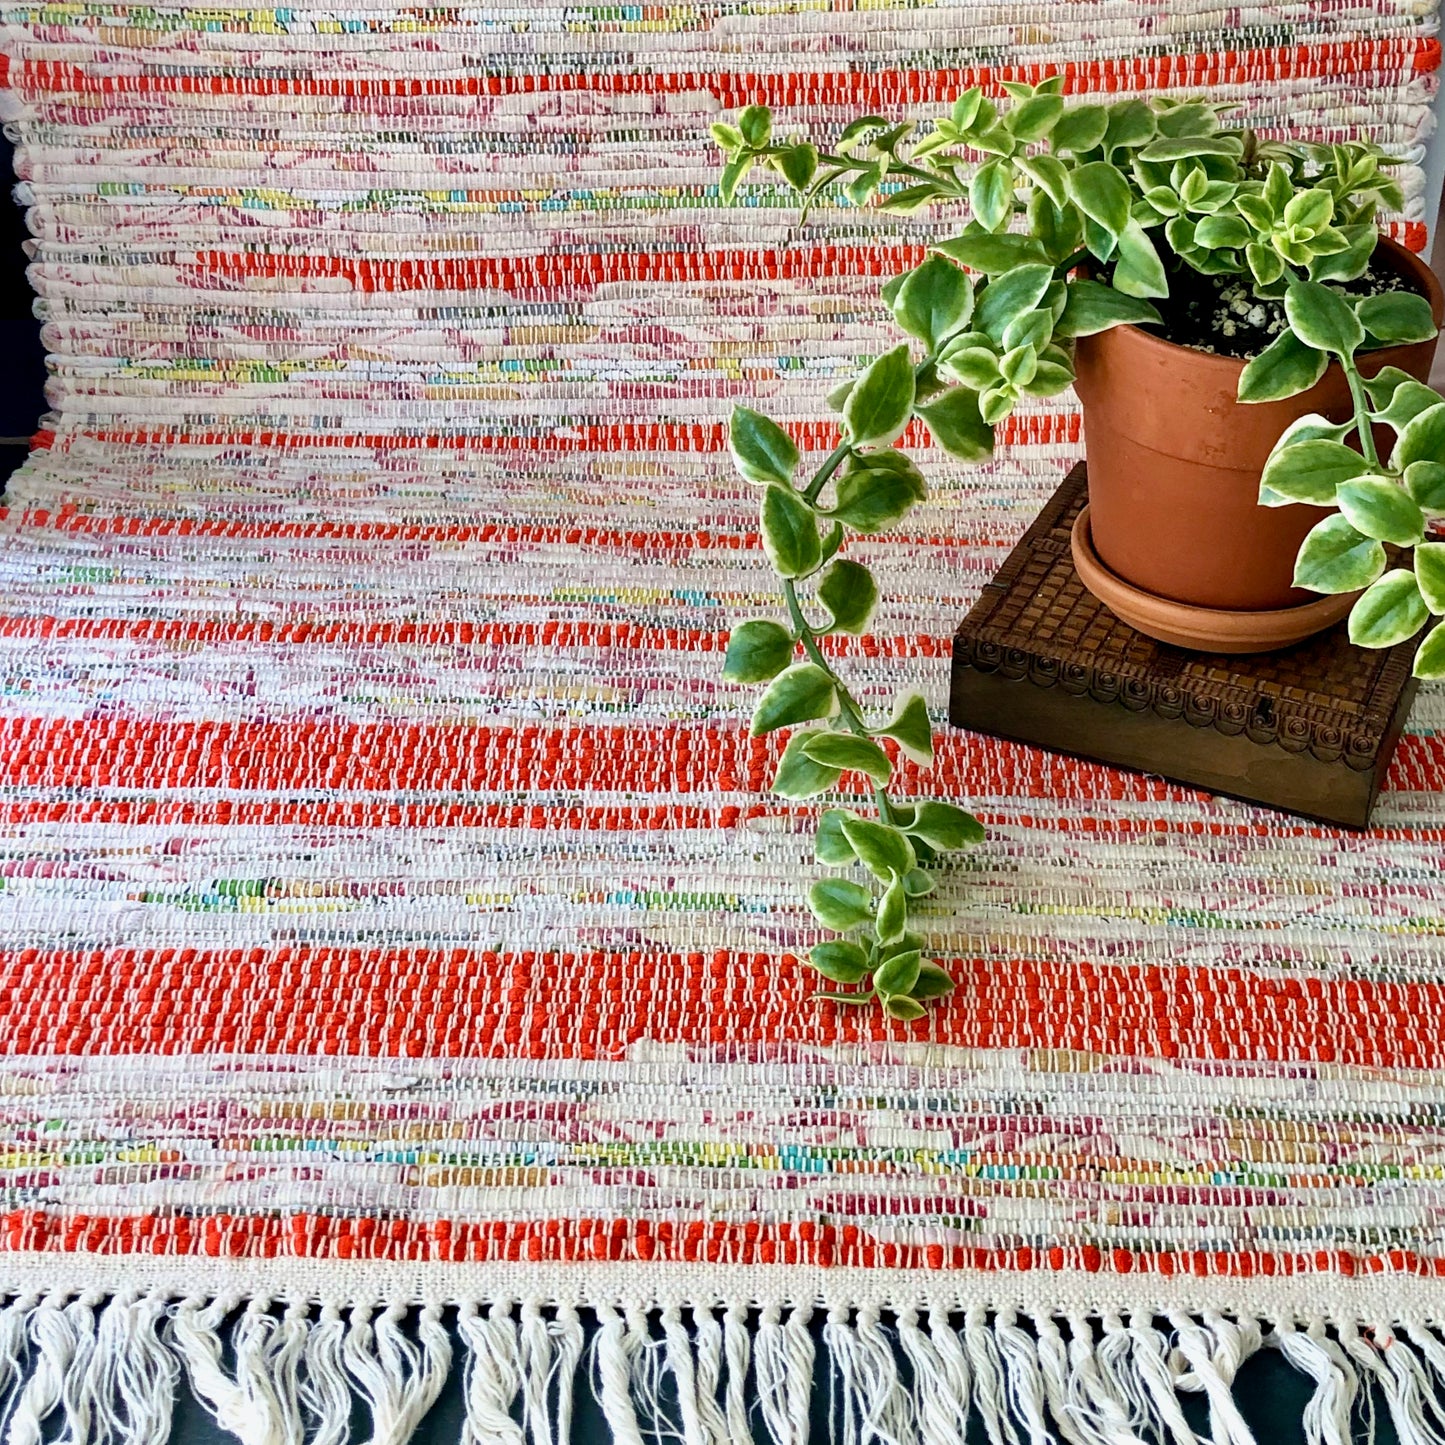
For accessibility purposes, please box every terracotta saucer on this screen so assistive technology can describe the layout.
[1070,505,1357,654]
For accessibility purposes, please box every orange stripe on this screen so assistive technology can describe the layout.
[4,41,1436,102]
[2,1207,1436,1281]
[0,715,1434,800]
[0,617,951,659]
[43,415,1081,455]
[0,944,1440,1068]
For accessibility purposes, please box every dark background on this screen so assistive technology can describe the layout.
[2,135,48,483]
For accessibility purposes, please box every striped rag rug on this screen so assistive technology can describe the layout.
[1,1,1445,1441]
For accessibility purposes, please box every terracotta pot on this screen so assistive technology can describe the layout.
[1072,238,1445,614]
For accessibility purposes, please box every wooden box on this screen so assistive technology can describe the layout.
[949,464,1420,829]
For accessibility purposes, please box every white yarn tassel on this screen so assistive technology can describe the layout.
[722,1304,753,1445]
[171,1296,291,1445]
[8,1294,82,1445]
[689,1307,731,1445]
[591,1305,644,1445]
[965,1305,1020,1445]
[757,1304,813,1445]
[995,1309,1053,1445]
[1270,1320,1356,1445]
[298,1304,350,1445]
[549,1305,585,1445]
[1128,1314,1200,1445]
[925,1308,974,1441]
[458,1301,523,1445]
[517,1302,553,1445]
[898,1308,966,1445]
[1061,1313,1145,1445]
[0,1295,36,1425]
[342,1304,450,1445]
[1168,1313,1256,1445]
[660,1305,711,1445]
[91,1293,178,1445]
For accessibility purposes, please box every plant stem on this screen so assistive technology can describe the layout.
[804,442,852,505]
[1342,354,1381,468]
[1054,247,1090,276]
[784,579,895,826]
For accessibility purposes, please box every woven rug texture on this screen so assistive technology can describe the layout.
[0,1,1444,1441]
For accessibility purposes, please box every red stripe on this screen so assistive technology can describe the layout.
[5,40,1436,101]
[0,617,952,659]
[0,944,1440,1068]
[2,1208,1436,1282]
[193,244,925,291]
[191,225,1429,290]
[0,716,1434,799]
[46,415,1082,455]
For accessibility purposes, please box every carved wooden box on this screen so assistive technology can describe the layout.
[949,464,1420,828]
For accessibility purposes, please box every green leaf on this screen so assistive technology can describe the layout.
[719,154,753,204]
[1282,187,1334,232]
[1054,278,1162,337]
[1234,193,1275,233]
[722,619,795,683]
[1357,291,1437,345]
[1066,161,1132,238]
[979,385,1016,425]
[1395,402,1445,473]
[976,264,1054,342]
[1413,620,1445,679]
[1237,330,1329,404]
[810,939,871,984]
[840,816,916,882]
[1193,214,1251,249]
[738,105,771,148]
[883,995,928,1021]
[1029,190,1085,264]
[760,483,821,578]
[729,406,799,486]
[1051,104,1108,155]
[1367,370,1441,432]
[1284,279,1366,356]
[875,692,933,766]
[970,159,1015,233]
[937,343,1001,391]
[800,731,893,785]
[906,800,986,851]
[843,345,916,448]
[951,89,984,131]
[916,386,995,462]
[1154,102,1219,139]
[1024,358,1075,396]
[1015,153,1069,208]
[910,961,955,1000]
[1349,569,1429,648]
[1414,542,1445,613]
[1263,162,1293,217]
[1111,220,1169,299]
[846,164,881,208]
[933,231,1048,274]
[901,868,935,897]
[831,454,926,532]
[775,142,818,192]
[1135,134,1238,162]
[1292,514,1387,594]
[1006,93,1064,142]
[892,253,974,351]
[751,663,837,737]
[874,948,921,996]
[816,808,858,864]
[1245,242,1286,290]
[772,731,843,800]
[836,114,890,154]
[818,519,844,565]
[1336,478,1425,546]
[1102,99,1157,154]
[807,877,875,931]
[1405,461,1445,512]
[1259,438,1372,505]
[710,122,743,152]
[816,558,878,634]
[875,873,908,945]
[999,344,1038,388]
[1308,224,1376,284]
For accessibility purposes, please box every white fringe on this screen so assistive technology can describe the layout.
[0,1293,1441,1445]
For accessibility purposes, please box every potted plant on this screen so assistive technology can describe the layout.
[711,83,1445,1015]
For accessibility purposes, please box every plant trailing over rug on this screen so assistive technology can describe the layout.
[714,78,1445,1013]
